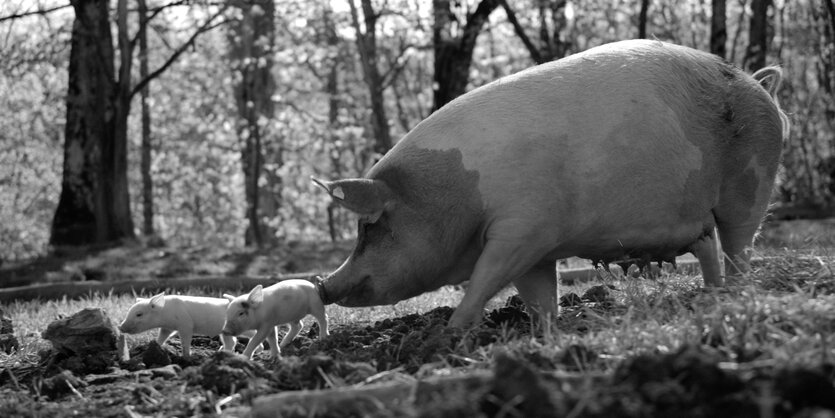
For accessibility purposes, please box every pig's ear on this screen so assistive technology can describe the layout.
[222,294,236,302]
[149,292,165,308]
[247,285,264,305]
[311,177,393,223]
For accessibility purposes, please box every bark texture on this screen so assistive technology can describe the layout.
[52,0,135,246]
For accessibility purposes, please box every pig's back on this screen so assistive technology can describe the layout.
[169,296,229,336]
[373,40,782,259]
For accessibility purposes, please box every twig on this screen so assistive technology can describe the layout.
[66,378,85,400]
[123,405,144,418]
[0,4,72,24]
[4,367,20,391]
[129,5,230,98]
[214,393,241,415]
[317,366,337,389]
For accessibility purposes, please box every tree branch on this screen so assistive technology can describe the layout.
[0,3,72,23]
[130,6,230,98]
[825,0,835,40]
[380,39,414,88]
[498,0,543,64]
[460,0,499,53]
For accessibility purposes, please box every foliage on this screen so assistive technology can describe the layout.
[0,8,71,261]
[0,0,833,261]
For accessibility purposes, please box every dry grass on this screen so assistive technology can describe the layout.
[1,244,833,380]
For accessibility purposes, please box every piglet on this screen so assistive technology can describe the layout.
[222,279,329,359]
[119,292,256,357]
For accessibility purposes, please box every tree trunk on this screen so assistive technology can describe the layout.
[51,0,135,246]
[710,0,727,58]
[348,0,393,155]
[638,0,650,39]
[826,0,835,40]
[324,5,342,243]
[228,0,278,247]
[729,0,747,63]
[138,0,154,236]
[432,0,500,111]
[744,0,771,72]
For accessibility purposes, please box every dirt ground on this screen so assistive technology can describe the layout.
[1,294,834,417]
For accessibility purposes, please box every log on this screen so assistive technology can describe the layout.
[0,273,317,303]
[251,370,605,417]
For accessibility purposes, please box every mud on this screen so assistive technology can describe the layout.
[1,296,834,417]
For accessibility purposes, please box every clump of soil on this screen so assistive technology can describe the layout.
[187,351,273,395]
[480,352,565,417]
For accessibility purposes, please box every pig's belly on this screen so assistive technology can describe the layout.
[551,219,714,264]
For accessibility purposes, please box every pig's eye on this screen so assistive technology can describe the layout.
[238,311,245,316]
[136,313,143,317]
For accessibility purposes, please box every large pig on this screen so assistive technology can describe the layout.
[314,40,787,328]
[119,293,257,357]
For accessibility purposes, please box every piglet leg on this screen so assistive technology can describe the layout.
[157,328,175,346]
[310,304,329,337]
[220,334,237,352]
[279,321,303,349]
[242,326,276,359]
[179,331,193,358]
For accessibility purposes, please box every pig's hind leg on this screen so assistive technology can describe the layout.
[513,261,559,328]
[310,299,329,337]
[157,328,176,346]
[279,321,303,349]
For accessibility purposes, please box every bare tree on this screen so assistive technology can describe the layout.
[711,0,727,58]
[348,0,393,155]
[729,0,748,63]
[743,0,771,71]
[50,0,227,247]
[228,0,278,247]
[323,4,344,242]
[638,0,650,38]
[500,0,569,64]
[432,0,499,111]
[138,0,153,236]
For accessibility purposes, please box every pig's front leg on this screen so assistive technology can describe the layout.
[279,321,302,349]
[157,328,176,346]
[449,238,544,328]
[179,330,194,358]
[243,326,277,359]
[219,334,237,352]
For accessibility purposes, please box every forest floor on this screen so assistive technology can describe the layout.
[0,219,833,417]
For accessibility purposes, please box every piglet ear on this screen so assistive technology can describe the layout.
[222,294,236,302]
[311,177,393,223]
[149,292,165,308]
[247,285,264,305]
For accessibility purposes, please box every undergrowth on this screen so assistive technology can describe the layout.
[1,248,832,379]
